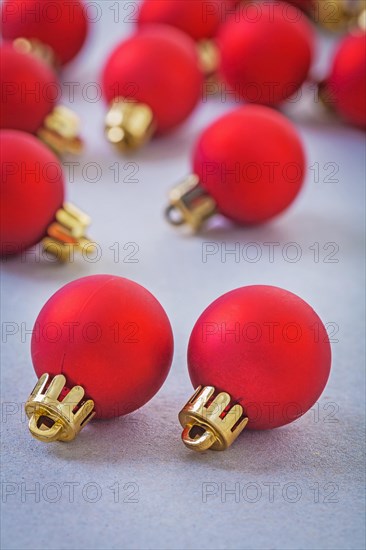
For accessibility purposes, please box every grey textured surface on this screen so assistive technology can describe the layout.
[1,3,365,550]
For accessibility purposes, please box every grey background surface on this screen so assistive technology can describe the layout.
[1,3,365,550]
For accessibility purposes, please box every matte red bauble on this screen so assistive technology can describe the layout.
[137,0,239,41]
[217,1,314,105]
[1,130,63,254]
[0,44,57,134]
[166,105,305,230]
[0,44,83,153]
[26,275,174,442]
[324,32,366,129]
[179,286,331,451]
[0,130,90,259]
[102,25,203,150]
[1,0,88,65]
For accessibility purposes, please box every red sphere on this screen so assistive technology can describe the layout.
[0,130,64,255]
[217,1,314,105]
[102,26,203,133]
[1,0,88,65]
[325,32,366,129]
[0,44,58,134]
[137,0,239,41]
[31,275,174,419]
[188,286,331,430]
[193,105,305,224]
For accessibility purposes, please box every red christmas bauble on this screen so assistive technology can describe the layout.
[102,25,203,133]
[0,44,58,134]
[325,32,366,129]
[217,1,314,105]
[188,285,331,430]
[193,105,305,224]
[1,0,88,65]
[31,275,174,418]
[0,130,64,255]
[137,0,239,41]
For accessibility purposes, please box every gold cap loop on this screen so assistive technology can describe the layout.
[315,0,365,31]
[25,373,95,443]
[41,202,96,262]
[165,175,217,232]
[105,98,156,151]
[28,414,64,443]
[317,80,336,114]
[197,39,220,77]
[37,106,83,155]
[181,424,218,452]
[179,386,248,451]
[13,37,57,68]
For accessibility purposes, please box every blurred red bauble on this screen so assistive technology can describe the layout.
[26,275,174,442]
[217,1,314,105]
[0,44,83,154]
[179,285,331,451]
[166,105,305,230]
[1,130,89,258]
[102,25,203,150]
[324,32,366,129]
[1,0,88,65]
[0,130,64,255]
[137,0,239,40]
[0,44,58,134]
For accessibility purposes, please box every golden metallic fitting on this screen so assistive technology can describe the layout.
[315,0,365,32]
[359,9,366,31]
[37,106,83,155]
[41,202,95,262]
[25,373,95,442]
[105,98,156,151]
[317,80,336,113]
[165,174,217,231]
[179,386,248,451]
[197,39,220,77]
[13,37,57,68]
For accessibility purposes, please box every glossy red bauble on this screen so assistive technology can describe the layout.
[137,0,239,41]
[31,275,174,418]
[1,0,88,65]
[325,32,366,129]
[102,25,203,133]
[193,105,305,224]
[0,130,64,255]
[0,44,58,134]
[217,1,314,105]
[188,285,331,430]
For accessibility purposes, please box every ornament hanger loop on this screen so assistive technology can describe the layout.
[25,373,95,443]
[28,414,64,443]
[178,386,248,452]
[41,203,95,262]
[181,423,218,452]
[105,98,155,151]
[37,106,83,155]
[166,175,217,231]
[164,205,185,226]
